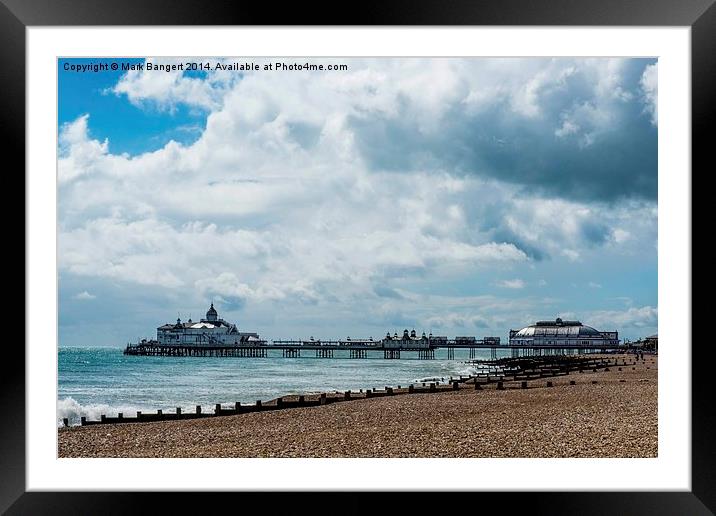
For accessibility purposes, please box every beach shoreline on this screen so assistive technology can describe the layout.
[58,354,657,458]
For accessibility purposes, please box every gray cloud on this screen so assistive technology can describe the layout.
[350,59,657,202]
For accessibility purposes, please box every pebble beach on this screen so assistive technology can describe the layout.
[58,354,657,458]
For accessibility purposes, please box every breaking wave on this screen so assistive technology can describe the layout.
[57,397,145,427]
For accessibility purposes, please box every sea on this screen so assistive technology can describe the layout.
[58,346,509,426]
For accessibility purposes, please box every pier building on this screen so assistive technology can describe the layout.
[156,303,261,346]
[508,318,618,347]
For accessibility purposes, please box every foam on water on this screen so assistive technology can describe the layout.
[57,397,146,426]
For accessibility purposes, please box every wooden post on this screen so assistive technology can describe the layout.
[429,383,436,392]
[62,418,69,427]
[157,409,162,416]
[118,413,123,420]
[344,391,351,400]
[570,380,576,385]
[320,393,327,405]
[101,414,106,422]
[546,381,553,387]
[521,381,528,389]
[256,400,262,409]
[387,387,394,395]
[196,405,201,414]
[176,408,181,416]
[298,395,305,406]
[235,402,241,412]
[81,416,86,426]
[475,381,482,390]
[408,385,414,393]
[452,381,459,391]
[497,381,504,390]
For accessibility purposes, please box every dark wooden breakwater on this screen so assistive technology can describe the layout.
[65,354,642,428]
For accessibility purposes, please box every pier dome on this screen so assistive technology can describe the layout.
[206,303,218,322]
[513,318,601,337]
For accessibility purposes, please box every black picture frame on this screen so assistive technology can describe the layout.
[5,0,709,513]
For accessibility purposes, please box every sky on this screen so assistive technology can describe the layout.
[57,57,658,346]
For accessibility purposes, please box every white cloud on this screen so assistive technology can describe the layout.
[73,290,96,300]
[112,58,235,111]
[612,228,631,243]
[586,306,657,330]
[495,279,525,289]
[588,282,602,288]
[640,62,658,126]
[561,249,581,261]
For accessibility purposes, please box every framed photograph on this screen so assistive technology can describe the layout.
[7,0,709,512]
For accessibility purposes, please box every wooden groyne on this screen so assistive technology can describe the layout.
[63,355,641,428]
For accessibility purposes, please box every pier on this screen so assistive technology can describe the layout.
[124,338,629,359]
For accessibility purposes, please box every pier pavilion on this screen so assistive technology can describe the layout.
[508,318,618,347]
[156,303,261,346]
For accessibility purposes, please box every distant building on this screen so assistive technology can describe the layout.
[156,303,261,346]
[383,329,431,349]
[380,330,498,348]
[633,334,658,351]
[509,318,618,347]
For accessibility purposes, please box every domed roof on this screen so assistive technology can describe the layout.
[206,302,218,321]
[513,318,601,337]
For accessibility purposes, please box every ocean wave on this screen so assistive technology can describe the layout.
[57,397,145,427]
